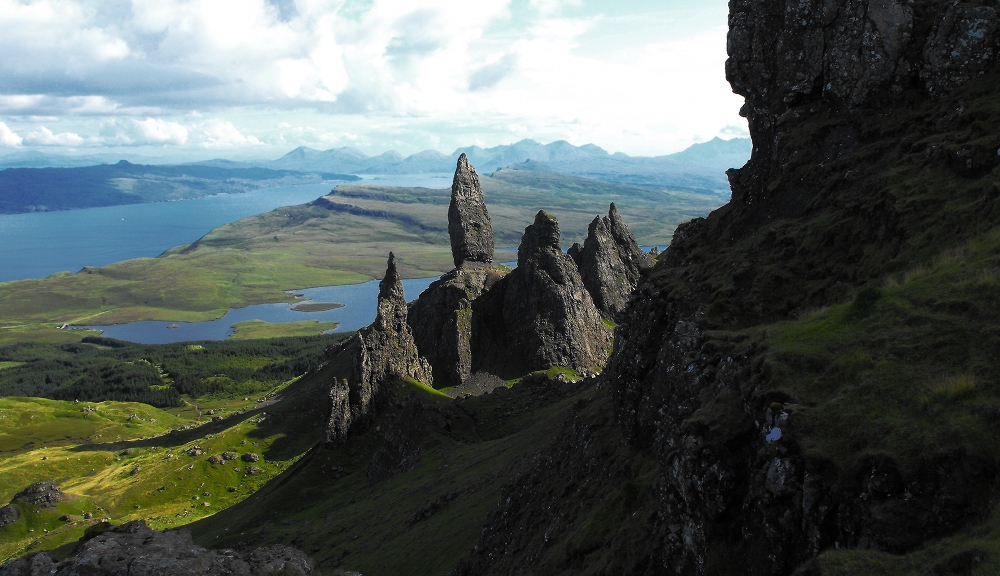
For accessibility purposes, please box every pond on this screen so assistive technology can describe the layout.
[80,277,438,344]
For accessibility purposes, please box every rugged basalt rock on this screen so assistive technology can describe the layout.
[10,481,68,508]
[571,203,653,322]
[471,211,611,378]
[448,153,494,267]
[407,263,506,388]
[409,155,507,387]
[0,520,315,575]
[453,1,1000,575]
[325,253,432,444]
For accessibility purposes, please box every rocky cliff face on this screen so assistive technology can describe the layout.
[325,253,432,444]
[472,211,611,378]
[570,203,653,322]
[448,153,494,267]
[452,1,1000,574]
[407,263,505,387]
[601,0,1000,572]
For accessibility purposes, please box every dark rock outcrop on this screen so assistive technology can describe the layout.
[0,520,315,576]
[471,211,612,378]
[409,155,508,388]
[11,481,68,508]
[0,505,20,528]
[572,203,653,322]
[448,154,494,267]
[408,263,506,387]
[325,253,432,444]
[453,1,1000,575]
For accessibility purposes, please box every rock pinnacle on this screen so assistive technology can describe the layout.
[448,154,494,267]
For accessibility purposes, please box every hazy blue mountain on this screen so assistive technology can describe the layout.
[259,137,750,192]
[0,151,166,169]
[665,136,753,169]
[0,137,751,196]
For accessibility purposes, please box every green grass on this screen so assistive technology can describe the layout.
[812,506,1000,575]
[0,362,336,562]
[229,320,339,340]
[185,374,630,576]
[749,225,1000,478]
[0,362,22,371]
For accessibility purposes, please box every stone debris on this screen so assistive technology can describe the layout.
[0,520,316,575]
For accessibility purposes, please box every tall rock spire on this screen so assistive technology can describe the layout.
[448,154,494,267]
[325,253,432,445]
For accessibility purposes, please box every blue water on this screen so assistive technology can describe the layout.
[81,277,437,344]
[0,174,451,283]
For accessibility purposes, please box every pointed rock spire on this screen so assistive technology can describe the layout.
[325,253,433,445]
[574,203,653,322]
[448,154,494,267]
[375,252,406,333]
[471,210,612,378]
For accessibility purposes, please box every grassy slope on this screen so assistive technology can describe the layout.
[187,374,638,576]
[0,171,718,345]
[0,356,337,562]
[740,228,1000,573]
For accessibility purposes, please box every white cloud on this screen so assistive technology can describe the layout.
[529,0,581,16]
[23,127,86,146]
[0,1,744,157]
[101,118,189,145]
[0,121,22,146]
[195,120,262,149]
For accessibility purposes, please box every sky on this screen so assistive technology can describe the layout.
[0,0,746,162]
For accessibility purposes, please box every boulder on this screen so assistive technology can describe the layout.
[471,211,612,378]
[11,482,68,508]
[573,203,653,322]
[0,505,20,528]
[448,154,494,267]
[0,520,315,575]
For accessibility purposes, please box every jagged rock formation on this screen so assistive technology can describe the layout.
[472,211,612,378]
[325,253,432,444]
[0,520,315,576]
[409,155,506,388]
[407,263,505,387]
[452,1,1000,574]
[569,203,653,322]
[602,0,1000,572]
[448,154,494,267]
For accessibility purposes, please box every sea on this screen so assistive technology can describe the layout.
[0,174,451,283]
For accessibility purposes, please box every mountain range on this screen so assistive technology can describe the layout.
[0,137,750,194]
[252,137,750,193]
